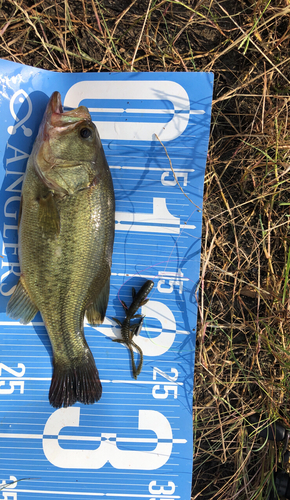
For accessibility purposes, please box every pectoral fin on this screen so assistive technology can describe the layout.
[38,192,60,235]
[7,276,38,324]
[86,277,110,326]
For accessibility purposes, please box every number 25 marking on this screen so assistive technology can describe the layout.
[0,363,25,395]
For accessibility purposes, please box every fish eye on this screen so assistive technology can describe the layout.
[79,127,92,139]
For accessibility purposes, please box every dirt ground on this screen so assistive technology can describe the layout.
[1,1,290,498]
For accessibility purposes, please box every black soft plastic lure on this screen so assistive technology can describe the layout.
[113,280,154,379]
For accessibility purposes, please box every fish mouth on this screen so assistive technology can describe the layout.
[44,91,91,130]
[41,91,63,140]
[47,91,63,115]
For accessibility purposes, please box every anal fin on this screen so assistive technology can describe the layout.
[7,276,38,324]
[86,277,110,326]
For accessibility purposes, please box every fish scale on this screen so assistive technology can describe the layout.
[7,91,115,408]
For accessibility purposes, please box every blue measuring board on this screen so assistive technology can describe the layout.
[0,61,213,500]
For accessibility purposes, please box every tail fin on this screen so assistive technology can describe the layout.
[49,353,102,408]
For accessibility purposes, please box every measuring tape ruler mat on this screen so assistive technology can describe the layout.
[0,61,213,500]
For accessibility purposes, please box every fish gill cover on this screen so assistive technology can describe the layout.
[0,61,213,500]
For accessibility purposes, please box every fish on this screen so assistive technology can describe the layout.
[6,91,115,408]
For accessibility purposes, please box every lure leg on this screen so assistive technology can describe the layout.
[113,337,139,379]
[130,339,143,377]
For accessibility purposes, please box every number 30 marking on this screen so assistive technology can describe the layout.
[43,408,173,470]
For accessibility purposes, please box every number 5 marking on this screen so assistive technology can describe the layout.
[2,493,17,500]
[43,408,172,470]
[0,380,24,394]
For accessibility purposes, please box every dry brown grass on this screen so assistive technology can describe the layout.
[1,0,290,498]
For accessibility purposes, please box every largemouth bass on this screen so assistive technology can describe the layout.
[7,91,115,408]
